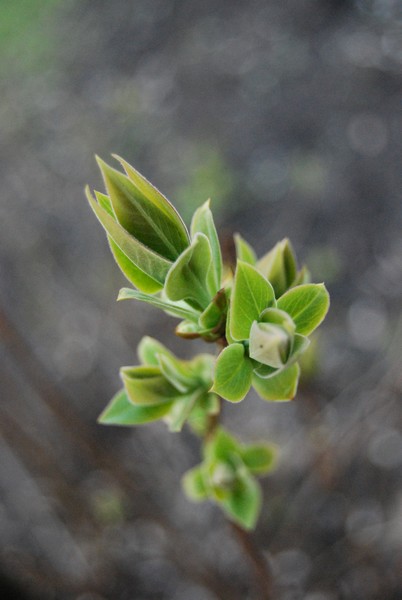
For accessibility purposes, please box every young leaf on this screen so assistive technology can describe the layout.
[204,428,239,463]
[165,233,217,310]
[277,283,330,336]
[234,233,257,265]
[109,239,162,293]
[230,261,275,341]
[117,288,199,322]
[113,154,190,248]
[240,444,277,475]
[222,473,262,530]
[212,343,253,402]
[92,195,163,292]
[121,366,180,405]
[256,238,297,298]
[289,333,310,363]
[252,363,300,401]
[97,157,188,260]
[137,336,173,367]
[98,389,172,426]
[165,391,199,432]
[199,289,227,328]
[182,465,209,501]
[191,200,223,291]
[86,187,171,290]
[158,354,197,393]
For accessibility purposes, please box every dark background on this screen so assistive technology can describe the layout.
[0,1,401,598]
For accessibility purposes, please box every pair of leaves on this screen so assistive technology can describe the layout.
[99,337,218,432]
[183,428,277,530]
[212,344,300,403]
[86,157,190,293]
[234,235,310,298]
[214,261,329,401]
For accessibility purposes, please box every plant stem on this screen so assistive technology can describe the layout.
[229,522,274,600]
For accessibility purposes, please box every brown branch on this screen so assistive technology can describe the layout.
[229,522,274,600]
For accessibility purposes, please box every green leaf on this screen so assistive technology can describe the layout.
[289,333,310,362]
[121,366,180,405]
[117,288,199,322]
[204,428,239,463]
[158,354,197,393]
[109,238,162,293]
[86,187,171,290]
[182,465,209,501]
[212,343,253,402]
[113,154,190,248]
[191,200,223,290]
[98,389,172,426]
[97,157,189,260]
[137,336,172,366]
[165,391,200,432]
[277,283,330,336]
[175,320,203,339]
[256,238,297,298]
[95,190,115,217]
[198,288,228,340]
[240,444,277,475]
[234,233,257,265]
[252,363,300,401]
[230,261,275,341]
[222,473,262,530]
[165,233,217,310]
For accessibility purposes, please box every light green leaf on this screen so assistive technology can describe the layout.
[198,289,228,340]
[137,336,172,366]
[175,320,203,339]
[252,363,300,401]
[277,283,330,335]
[204,428,239,463]
[222,473,262,530]
[212,343,253,402]
[187,392,219,435]
[165,233,217,310]
[95,190,115,217]
[289,333,310,362]
[230,261,275,341]
[98,389,172,426]
[86,187,171,290]
[158,354,197,394]
[256,238,297,298]
[240,444,277,475]
[121,366,180,405]
[117,288,199,322]
[108,238,162,293]
[182,465,209,501]
[165,391,200,432]
[191,200,222,290]
[97,157,188,260]
[234,233,257,265]
[113,154,190,246]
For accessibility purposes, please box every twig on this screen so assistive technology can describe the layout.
[229,522,274,600]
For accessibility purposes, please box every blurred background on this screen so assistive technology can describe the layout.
[1,1,402,598]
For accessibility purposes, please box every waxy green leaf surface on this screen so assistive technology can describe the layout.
[98,389,172,426]
[252,363,300,401]
[213,343,253,402]
[230,261,275,341]
[277,283,329,335]
[86,187,171,290]
[97,157,189,260]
